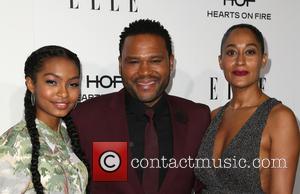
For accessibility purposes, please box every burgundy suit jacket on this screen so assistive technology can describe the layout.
[72,89,210,194]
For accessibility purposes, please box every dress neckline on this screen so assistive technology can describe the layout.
[211,97,273,163]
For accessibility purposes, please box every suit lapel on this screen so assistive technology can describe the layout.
[110,89,144,193]
[108,89,129,141]
[159,96,188,193]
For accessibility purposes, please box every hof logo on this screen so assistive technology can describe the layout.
[93,142,128,181]
[223,0,255,7]
[208,0,271,20]
[86,75,122,89]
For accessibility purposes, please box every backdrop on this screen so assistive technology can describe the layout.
[1,0,299,192]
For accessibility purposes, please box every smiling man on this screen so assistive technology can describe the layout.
[72,19,211,194]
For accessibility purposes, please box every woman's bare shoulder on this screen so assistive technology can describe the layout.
[268,102,299,138]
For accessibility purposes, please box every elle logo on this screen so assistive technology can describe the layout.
[223,0,255,7]
[210,77,266,100]
[70,0,138,12]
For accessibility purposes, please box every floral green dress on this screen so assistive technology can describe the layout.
[0,119,88,193]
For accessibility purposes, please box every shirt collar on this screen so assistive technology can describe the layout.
[35,119,69,151]
[125,90,169,117]
[35,119,63,135]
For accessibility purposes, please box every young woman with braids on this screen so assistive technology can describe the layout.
[0,45,89,193]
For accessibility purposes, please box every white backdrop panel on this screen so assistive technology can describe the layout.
[0,0,299,192]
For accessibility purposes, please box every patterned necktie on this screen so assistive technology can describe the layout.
[142,109,159,194]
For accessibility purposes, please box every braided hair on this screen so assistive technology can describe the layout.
[24,45,90,193]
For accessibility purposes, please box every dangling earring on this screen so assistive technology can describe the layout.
[31,93,36,106]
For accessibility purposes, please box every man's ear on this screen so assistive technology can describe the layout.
[218,55,224,70]
[169,54,175,72]
[25,77,35,93]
